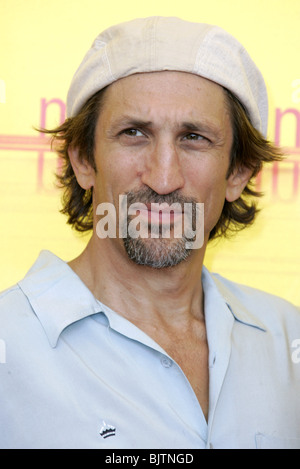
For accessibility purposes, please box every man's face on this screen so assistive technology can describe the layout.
[89,71,240,267]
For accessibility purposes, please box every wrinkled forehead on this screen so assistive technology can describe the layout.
[100,71,229,120]
[95,71,233,145]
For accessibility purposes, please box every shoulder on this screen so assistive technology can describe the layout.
[0,250,67,335]
[0,284,35,329]
[210,271,300,332]
[0,283,32,311]
[211,271,298,309]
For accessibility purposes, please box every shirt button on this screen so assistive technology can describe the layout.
[160,356,173,368]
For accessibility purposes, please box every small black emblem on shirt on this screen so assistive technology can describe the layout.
[99,421,116,439]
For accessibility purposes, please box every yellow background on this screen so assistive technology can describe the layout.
[1,0,299,305]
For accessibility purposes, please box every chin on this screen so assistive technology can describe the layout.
[123,236,192,269]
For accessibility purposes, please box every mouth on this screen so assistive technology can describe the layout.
[137,202,184,225]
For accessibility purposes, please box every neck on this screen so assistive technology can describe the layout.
[68,233,207,329]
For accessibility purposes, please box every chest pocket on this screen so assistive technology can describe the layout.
[256,433,300,449]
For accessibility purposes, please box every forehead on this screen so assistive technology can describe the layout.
[99,71,230,128]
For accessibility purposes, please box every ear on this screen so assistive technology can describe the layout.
[68,146,96,190]
[225,166,253,202]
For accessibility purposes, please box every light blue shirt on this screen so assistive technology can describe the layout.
[0,250,300,449]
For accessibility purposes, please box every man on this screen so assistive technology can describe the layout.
[0,17,299,449]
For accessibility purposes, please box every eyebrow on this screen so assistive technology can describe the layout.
[180,121,221,136]
[107,116,152,131]
[107,115,222,137]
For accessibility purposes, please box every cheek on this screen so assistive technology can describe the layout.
[93,149,140,205]
[92,155,115,205]
[187,165,228,232]
[203,184,227,233]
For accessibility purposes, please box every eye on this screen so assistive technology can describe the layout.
[183,133,205,141]
[122,128,144,137]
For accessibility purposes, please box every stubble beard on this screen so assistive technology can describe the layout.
[123,233,192,269]
[122,188,197,269]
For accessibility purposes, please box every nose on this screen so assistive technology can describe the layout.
[141,138,185,195]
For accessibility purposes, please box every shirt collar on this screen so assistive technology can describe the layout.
[202,267,267,333]
[18,250,102,347]
[18,250,266,348]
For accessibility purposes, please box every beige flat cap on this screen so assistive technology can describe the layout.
[66,16,268,135]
